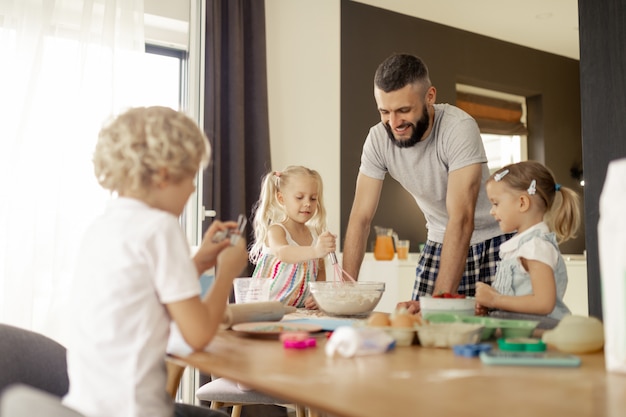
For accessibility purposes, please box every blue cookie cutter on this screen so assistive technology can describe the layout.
[453,343,493,357]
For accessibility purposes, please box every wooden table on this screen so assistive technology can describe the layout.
[171,330,626,417]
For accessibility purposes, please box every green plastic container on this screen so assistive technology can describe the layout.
[498,337,546,351]
[495,319,539,338]
[423,314,539,341]
[460,316,500,340]
[422,312,461,323]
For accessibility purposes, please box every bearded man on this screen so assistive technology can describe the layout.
[342,53,513,313]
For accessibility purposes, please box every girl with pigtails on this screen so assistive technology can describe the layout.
[249,166,336,308]
[475,160,582,326]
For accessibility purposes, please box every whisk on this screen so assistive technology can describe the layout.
[328,252,356,282]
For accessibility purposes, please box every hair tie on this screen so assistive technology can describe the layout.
[555,183,561,191]
[273,171,281,187]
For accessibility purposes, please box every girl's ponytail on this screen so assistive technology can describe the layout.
[549,185,582,243]
[249,172,284,263]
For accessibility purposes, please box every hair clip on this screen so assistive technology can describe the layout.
[555,183,562,191]
[527,179,537,195]
[494,169,509,182]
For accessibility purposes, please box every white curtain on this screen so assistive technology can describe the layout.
[0,0,145,342]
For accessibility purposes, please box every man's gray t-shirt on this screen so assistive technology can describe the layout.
[359,103,501,244]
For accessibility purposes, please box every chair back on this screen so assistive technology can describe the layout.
[0,324,68,397]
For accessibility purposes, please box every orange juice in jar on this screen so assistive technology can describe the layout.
[373,227,395,260]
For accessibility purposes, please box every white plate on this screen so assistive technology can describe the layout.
[420,296,476,316]
[231,321,323,337]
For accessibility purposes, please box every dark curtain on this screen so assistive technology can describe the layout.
[579,0,626,319]
[200,3,283,415]
[202,0,271,243]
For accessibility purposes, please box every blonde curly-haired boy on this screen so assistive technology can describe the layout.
[64,106,246,417]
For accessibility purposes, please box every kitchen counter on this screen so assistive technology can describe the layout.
[357,253,417,312]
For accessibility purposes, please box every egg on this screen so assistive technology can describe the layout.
[367,312,391,327]
[390,314,414,328]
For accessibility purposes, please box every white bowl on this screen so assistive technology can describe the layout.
[420,296,476,317]
[309,281,385,317]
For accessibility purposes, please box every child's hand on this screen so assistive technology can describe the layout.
[314,231,337,258]
[194,220,240,273]
[303,295,318,310]
[215,237,249,282]
[475,282,500,309]
[475,303,489,316]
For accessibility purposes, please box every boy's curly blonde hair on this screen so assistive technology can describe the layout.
[93,106,209,195]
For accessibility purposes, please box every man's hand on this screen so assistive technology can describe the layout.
[396,300,420,314]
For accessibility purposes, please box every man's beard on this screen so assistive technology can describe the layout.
[384,105,430,148]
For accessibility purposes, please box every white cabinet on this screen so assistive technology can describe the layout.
[357,253,417,313]
[563,255,589,316]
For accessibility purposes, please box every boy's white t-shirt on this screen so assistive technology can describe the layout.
[63,198,201,417]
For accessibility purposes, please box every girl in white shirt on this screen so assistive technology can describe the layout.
[475,161,581,321]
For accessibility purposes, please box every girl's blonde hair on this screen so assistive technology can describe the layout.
[249,165,327,263]
[93,106,209,195]
[488,160,581,243]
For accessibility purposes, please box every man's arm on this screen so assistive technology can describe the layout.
[342,173,383,280]
[432,163,482,294]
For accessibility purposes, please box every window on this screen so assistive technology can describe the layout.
[481,133,525,173]
[456,84,528,171]
[0,33,187,335]
[122,44,187,110]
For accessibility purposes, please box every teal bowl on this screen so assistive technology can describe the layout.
[422,312,461,324]
[496,319,540,338]
[460,316,500,340]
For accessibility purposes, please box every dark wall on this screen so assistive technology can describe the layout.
[578,0,626,319]
[340,0,584,255]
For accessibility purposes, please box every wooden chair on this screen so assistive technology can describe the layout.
[166,359,188,399]
[195,377,308,417]
[167,360,313,417]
